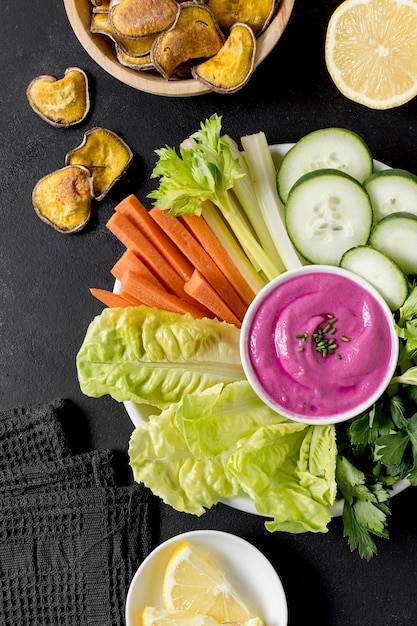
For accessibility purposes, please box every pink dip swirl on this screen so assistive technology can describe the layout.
[247,271,397,420]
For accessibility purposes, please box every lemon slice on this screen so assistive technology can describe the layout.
[162,541,256,623]
[325,0,417,109]
[142,606,222,625]
[142,607,264,626]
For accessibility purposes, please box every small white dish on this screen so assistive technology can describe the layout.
[240,265,399,425]
[125,529,288,626]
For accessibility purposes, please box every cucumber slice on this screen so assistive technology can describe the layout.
[369,211,417,275]
[276,127,373,204]
[340,245,408,311]
[285,169,373,265]
[364,168,417,224]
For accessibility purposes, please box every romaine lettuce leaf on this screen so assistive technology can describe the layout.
[128,380,337,532]
[128,388,240,516]
[228,421,336,534]
[76,306,244,409]
[176,380,289,458]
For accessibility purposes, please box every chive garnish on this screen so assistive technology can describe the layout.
[294,314,351,360]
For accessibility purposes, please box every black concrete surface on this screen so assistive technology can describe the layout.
[1,1,417,624]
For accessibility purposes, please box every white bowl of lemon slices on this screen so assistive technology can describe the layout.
[125,530,288,626]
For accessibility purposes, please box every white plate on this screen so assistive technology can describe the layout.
[118,144,410,516]
[125,529,288,626]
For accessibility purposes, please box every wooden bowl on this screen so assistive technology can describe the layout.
[63,0,295,97]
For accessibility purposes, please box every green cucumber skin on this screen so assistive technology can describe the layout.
[340,245,409,312]
[364,167,417,184]
[364,168,417,223]
[369,211,417,276]
[276,127,373,204]
[285,169,373,266]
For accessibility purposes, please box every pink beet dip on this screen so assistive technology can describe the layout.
[240,266,399,424]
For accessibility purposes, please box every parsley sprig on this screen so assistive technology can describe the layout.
[335,283,417,559]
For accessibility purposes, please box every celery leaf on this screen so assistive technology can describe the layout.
[148,113,243,216]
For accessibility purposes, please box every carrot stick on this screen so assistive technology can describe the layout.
[118,290,146,306]
[181,213,256,307]
[122,270,210,319]
[184,270,241,327]
[114,195,193,281]
[90,288,139,308]
[111,249,165,290]
[106,211,189,301]
[149,207,247,321]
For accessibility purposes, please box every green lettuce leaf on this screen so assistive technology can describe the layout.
[229,422,337,534]
[128,380,337,533]
[128,390,239,516]
[76,306,244,409]
[175,379,288,458]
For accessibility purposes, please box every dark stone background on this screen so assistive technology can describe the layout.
[1,1,416,624]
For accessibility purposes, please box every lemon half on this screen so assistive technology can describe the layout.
[325,0,417,109]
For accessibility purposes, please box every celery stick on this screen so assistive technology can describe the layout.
[224,135,286,273]
[149,115,282,280]
[180,136,281,280]
[215,188,282,281]
[241,132,303,270]
[201,200,267,293]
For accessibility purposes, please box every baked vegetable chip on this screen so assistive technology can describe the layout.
[65,127,133,200]
[152,2,224,79]
[109,0,179,38]
[116,47,154,70]
[26,67,90,128]
[32,165,93,234]
[192,22,256,93]
[207,0,277,34]
[91,11,156,57]
[91,0,110,8]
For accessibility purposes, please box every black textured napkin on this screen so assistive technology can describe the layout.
[0,399,155,626]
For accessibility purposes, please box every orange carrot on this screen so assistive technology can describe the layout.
[149,207,247,322]
[106,211,189,301]
[111,249,164,291]
[181,213,256,307]
[114,195,193,281]
[184,270,241,327]
[122,270,210,319]
[118,290,145,306]
[90,288,139,308]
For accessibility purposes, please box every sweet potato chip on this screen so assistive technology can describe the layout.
[26,67,90,128]
[192,22,256,93]
[116,47,154,70]
[207,0,276,34]
[151,2,224,79]
[32,165,93,234]
[65,127,133,200]
[91,0,110,8]
[109,0,179,38]
[91,11,156,57]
